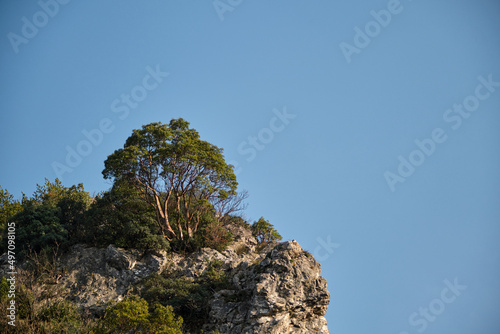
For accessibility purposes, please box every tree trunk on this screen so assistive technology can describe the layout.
[175,196,184,240]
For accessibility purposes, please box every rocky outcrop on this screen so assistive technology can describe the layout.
[54,244,169,313]
[1,223,330,333]
[208,241,330,334]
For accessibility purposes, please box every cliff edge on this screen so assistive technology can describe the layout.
[1,222,330,333]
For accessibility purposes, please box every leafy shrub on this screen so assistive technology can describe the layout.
[31,179,92,246]
[221,214,250,229]
[95,295,182,334]
[13,205,66,258]
[169,211,233,253]
[235,244,249,255]
[251,217,282,244]
[0,277,9,302]
[37,300,90,333]
[147,303,184,334]
[199,220,232,252]
[141,274,210,331]
[3,179,92,257]
[16,283,35,321]
[204,259,229,287]
[83,179,170,252]
[0,280,95,333]
[0,186,22,246]
[141,261,230,333]
[95,295,149,333]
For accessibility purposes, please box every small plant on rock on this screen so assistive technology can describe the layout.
[251,217,282,244]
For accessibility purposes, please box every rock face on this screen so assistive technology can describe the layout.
[208,241,330,334]
[54,244,170,312]
[1,223,330,333]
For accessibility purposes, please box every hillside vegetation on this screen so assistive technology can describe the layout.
[0,119,284,333]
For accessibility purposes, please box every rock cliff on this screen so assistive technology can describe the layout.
[2,223,330,333]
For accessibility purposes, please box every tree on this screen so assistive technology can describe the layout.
[102,119,238,242]
[83,178,170,252]
[213,189,249,223]
[15,204,66,257]
[29,178,92,243]
[0,186,22,245]
[251,217,282,244]
[4,179,92,256]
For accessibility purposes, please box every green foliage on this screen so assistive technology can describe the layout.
[0,186,22,245]
[14,205,66,258]
[147,303,184,334]
[31,178,92,242]
[0,277,8,302]
[0,123,288,332]
[3,179,92,257]
[95,295,149,333]
[198,219,232,252]
[141,274,211,331]
[225,215,250,229]
[102,119,238,242]
[2,177,172,256]
[16,283,35,320]
[0,120,248,256]
[251,217,282,244]
[83,178,170,252]
[37,300,88,333]
[95,295,182,334]
[0,186,23,221]
[0,282,95,333]
[204,259,227,283]
[169,210,234,253]
[141,260,230,333]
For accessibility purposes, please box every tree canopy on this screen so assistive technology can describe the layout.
[102,119,239,242]
[5,179,92,257]
[0,186,22,246]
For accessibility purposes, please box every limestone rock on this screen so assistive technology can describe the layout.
[0,223,330,333]
[206,240,330,334]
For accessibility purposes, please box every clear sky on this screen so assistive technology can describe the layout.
[1,1,500,333]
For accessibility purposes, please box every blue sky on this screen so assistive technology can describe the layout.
[1,0,500,333]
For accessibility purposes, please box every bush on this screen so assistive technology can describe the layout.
[200,220,232,252]
[95,295,149,333]
[37,300,90,333]
[3,179,92,257]
[31,179,92,246]
[141,261,230,333]
[141,274,210,330]
[225,215,250,229]
[14,205,66,258]
[0,186,22,247]
[251,217,282,244]
[0,277,9,302]
[0,279,95,333]
[147,303,184,334]
[16,283,35,321]
[95,295,183,334]
[169,210,233,253]
[83,179,170,253]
